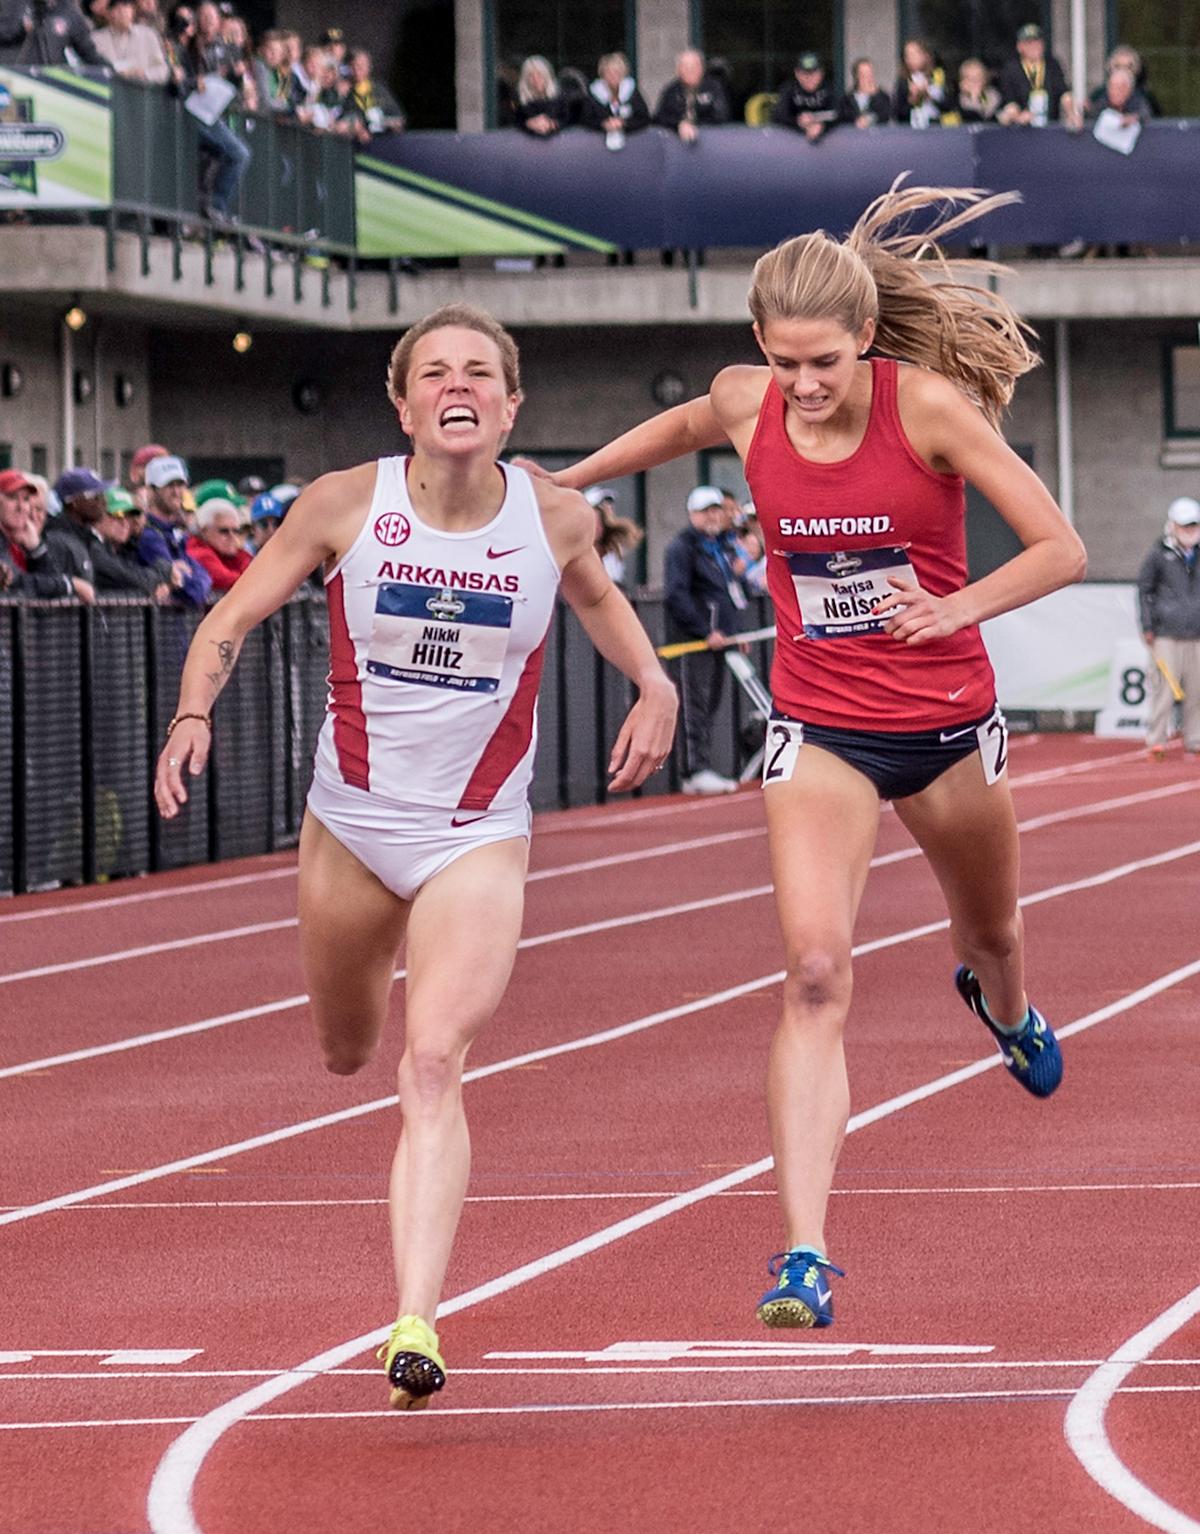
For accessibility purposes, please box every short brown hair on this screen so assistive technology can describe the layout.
[386,304,522,405]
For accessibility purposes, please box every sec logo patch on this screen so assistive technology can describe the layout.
[374,512,411,547]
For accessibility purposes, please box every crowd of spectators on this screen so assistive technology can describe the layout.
[0,1,405,224]
[0,447,300,604]
[499,25,1165,148]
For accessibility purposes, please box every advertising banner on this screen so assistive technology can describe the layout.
[0,66,111,208]
[358,121,1200,257]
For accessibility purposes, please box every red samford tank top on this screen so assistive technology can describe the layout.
[746,356,995,731]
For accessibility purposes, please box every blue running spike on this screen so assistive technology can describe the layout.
[954,966,1063,1098]
[756,1249,845,1329]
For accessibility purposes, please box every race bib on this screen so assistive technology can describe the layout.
[367,583,512,693]
[976,704,1009,785]
[762,718,803,785]
[788,546,916,639]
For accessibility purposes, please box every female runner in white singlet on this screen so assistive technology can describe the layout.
[154,304,677,1408]
[528,184,1087,1332]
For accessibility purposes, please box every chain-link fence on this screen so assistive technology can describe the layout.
[0,591,774,897]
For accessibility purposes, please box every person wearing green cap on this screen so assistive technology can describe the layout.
[193,479,248,514]
[94,485,172,600]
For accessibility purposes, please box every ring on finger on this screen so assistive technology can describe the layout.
[168,757,180,766]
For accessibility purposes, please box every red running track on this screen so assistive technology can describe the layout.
[1,734,1199,1534]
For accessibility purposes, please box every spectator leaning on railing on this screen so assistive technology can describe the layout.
[93,0,168,83]
[513,54,568,138]
[185,496,251,590]
[582,51,649,149]
[252,29,291,116]
[771,53,839,142]
[140,455,212,606]
[955,58,1002,124]
[998,23,1081,129]
[653,49,729,143]
[42,468,111,596]
[1085,65,1152,127]
[838,57,892,128]
[1,467,94,600]
[892,38,947,128]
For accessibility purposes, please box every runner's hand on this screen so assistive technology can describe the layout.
[154,720,212,819]
[511,456,557,482]
[873,576,965,646]
[607,676,678,792]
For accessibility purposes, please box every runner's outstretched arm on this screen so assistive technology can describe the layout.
[154,466,369,816]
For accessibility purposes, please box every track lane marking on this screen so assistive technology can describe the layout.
[5,843,1200,1227]
[15,1179,1200,1212]
[2,779,1193,1080]
[144,952,1200,1534]
[1066,1282,1200,1534]
[0,743,1151,930]
[11,1378,1200,1433]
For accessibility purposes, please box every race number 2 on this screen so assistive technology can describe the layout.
[976,706,1009,785]
[762,720,803,785]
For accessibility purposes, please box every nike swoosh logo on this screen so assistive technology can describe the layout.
[451,814,488,827]
[487,545,525,559]
[947,686,967,700]
[939,726,975,743]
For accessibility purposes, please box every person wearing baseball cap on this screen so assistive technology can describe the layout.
[663,485,747,794]
[1139,496,1200,760]
[248,489,286,551]
[0,468,85,599]
[772,51,838,141]
[193,478,247,511]
[140,456,212,607]
[998,21,1080,128]
[38,469,110,600]
[186,496,253,591]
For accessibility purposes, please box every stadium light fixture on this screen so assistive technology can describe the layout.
[232,330,253,354]
[64,305,88,332]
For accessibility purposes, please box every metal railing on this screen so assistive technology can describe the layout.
[0,592,774,897]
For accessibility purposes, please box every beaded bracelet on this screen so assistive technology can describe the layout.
[166,712,213,737]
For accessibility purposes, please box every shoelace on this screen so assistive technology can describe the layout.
[766,1250,846,1282]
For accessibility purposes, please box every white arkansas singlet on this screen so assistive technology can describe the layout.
[313,456,560,812]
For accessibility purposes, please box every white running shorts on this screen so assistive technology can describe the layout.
[306,771,532,903]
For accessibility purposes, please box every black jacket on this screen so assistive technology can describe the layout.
[514,93,572,133]
[653,76,730,129]
[838,87,892,126]
[581,79,649,133]
[17,1,102,66]
[1138,538,1200,639]
[771,77,839,130]
[998,53,1070,119]
[664,524,744,641]
[1,537,77,597]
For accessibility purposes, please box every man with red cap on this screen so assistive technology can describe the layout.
[130,443,170,512]
[0,467,95,600]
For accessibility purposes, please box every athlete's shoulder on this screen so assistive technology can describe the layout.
[269,462,379,563]
[531,474,592,564]
[895,362,976,418]
[710,364,771,426]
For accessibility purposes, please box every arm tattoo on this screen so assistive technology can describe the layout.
[203,636,240,699]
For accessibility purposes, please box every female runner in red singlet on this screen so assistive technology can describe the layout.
[538,184,1086,1329]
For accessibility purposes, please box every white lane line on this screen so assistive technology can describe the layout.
[3,777,1191,1078]
[14,1359,1200,1384]
[19,1179,1200,1214]
[1065,1282,1200,1534]
[0,743,1148,930]
[0,866,298,925]
[7,842,1200,1224]
[22,1378,1200,1432]
[0,828,767,989]
[145,953,1200,1534]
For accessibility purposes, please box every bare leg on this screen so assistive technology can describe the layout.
[389,836,529,1324]
[297,810,408,1075]
[893,753,1025,1027]
[764,749,881,1255]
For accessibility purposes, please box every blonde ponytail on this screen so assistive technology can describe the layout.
[749,179,1039,429]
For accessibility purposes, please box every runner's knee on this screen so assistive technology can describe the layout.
[783,947,851,1018]
[397,1042,464,1112]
